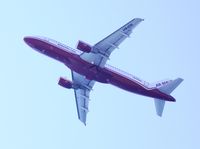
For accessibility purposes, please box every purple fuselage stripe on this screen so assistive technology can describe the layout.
[24,37,175,102]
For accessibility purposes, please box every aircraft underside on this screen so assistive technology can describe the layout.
[24,18,183,125]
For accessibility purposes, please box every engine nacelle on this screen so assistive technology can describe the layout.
[76,40,92,53]
[58,77,73,89]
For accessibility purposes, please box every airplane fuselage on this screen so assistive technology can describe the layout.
[24,36,175,102]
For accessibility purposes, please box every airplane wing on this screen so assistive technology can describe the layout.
[80,18,144,67]
[73,18,143,124]
[71,71,95,125]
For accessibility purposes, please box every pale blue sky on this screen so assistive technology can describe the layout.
[0,0,200,148]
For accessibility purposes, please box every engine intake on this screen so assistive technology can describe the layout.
[76,40,92,53]
[58,77,73,89]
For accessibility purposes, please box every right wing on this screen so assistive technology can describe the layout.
[71,71,95,125]
[80,18,144,67]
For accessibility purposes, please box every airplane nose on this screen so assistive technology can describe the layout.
[24,36,31,44]
[24,36,35,48]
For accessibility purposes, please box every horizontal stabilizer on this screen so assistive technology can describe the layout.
[154,99,165,116]
[158,78,184,94]
[154,78,183,117]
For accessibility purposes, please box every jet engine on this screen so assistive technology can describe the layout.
[76,40,92,53]
[58,77,73,89]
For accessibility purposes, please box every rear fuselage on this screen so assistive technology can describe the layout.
[24,36,175,101]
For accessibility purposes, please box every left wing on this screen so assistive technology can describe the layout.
[80,18,144,67]
[71,71,95,125]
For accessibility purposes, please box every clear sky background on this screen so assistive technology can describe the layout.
[0,0,199,148]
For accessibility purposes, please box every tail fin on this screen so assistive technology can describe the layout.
[154,78,183,116]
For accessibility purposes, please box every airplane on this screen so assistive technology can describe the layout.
[24,18,183,125]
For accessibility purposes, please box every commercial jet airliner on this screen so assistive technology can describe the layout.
[24,18,183,125]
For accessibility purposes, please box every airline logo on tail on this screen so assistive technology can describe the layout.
[156,80,172,88]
